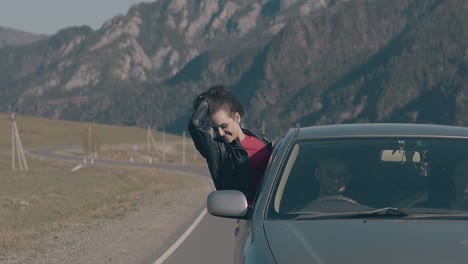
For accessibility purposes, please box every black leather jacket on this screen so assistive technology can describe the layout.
[188,100,272,201]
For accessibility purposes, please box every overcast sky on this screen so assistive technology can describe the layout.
[0,0,153,35]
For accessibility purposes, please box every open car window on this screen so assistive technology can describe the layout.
[270,138,468,217]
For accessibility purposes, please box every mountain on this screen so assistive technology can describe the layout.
[0,0,467,138]
[0,27,48,48]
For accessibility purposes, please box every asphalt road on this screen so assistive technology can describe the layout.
[28,146,236,264]
[155,212,236,264]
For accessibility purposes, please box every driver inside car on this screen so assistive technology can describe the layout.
[452,159,468,210]
[314,158,352,197]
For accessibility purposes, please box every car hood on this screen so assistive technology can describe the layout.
[264,219,468,264]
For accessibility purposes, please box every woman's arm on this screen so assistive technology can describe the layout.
[188,99,212,158]
[188,99,223,186]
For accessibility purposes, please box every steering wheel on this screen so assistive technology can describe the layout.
[313,195,358,204]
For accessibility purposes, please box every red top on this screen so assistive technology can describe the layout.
[240,134,272,201]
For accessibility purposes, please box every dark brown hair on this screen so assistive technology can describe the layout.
[195,85,245,118]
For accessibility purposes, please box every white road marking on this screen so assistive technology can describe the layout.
[153,208,208,264]
[70,164,84,172]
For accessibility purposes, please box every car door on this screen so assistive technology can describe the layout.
[233,218,251,264]
[233,136,288,263]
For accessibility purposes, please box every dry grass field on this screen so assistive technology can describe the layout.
[0,113,206,258]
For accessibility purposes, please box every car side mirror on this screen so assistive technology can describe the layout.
[207,190,249,219]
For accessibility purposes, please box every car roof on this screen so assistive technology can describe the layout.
[295,123,468,140]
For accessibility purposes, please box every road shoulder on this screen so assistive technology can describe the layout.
[6,173,213,264]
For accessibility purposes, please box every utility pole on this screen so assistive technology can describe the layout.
[88,125,95,164]
[193,137,197,161]
[147,125,151,158]
[11,113,28,172]
[12,113,15,170]
[182,131,186,165]
[162,130,166,163]
[145,125,164,163]
[88,125,92,162]
[83,125,100,164]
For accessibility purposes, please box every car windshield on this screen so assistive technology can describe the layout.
[271,138,468,217]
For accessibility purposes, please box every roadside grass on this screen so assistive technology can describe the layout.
[0,113,207,253]
[95,142,206,165]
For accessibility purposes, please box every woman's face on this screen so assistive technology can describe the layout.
[210,109,242,143]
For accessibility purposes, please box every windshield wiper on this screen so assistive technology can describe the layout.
[351,208,468,219]
[295,207,410,220]
[400,212,468,219]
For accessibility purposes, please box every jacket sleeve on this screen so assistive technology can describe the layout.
[187,100,223,187]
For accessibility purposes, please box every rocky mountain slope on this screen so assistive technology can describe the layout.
[0,0,466,138]
[0,27,48,48]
